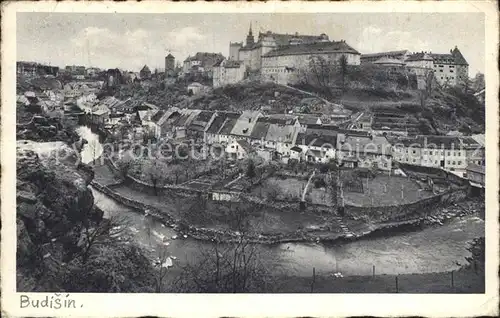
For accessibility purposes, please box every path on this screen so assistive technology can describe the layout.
[302,170,316,202]
[347,111,365,130]
[280,84,344,109]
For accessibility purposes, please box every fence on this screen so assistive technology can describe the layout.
[303,266,483,293]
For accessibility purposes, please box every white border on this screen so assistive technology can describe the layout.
[2,1,499,317]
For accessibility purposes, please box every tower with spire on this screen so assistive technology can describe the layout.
[246,22,255,47]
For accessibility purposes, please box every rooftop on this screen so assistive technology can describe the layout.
[373,57,406,66]
[206,112,240,134]
[262,41,360,58]
[466,163,485,175]
[360,50,410,58]
[236,140,254,153]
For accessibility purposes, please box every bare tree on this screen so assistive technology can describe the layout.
[116,157,133,179]
[339,55,348,91]
[173,234,278,293]
[77,214,132,263]
[153,245,171,293]
[146,160,167,195]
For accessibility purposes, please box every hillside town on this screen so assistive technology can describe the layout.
[16,22,486,294]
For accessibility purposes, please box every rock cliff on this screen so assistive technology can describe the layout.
[16,143,101,291]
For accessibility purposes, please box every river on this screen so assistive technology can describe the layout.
[91,187,484,277]
[80,127,484,277]
[76,126,103,164]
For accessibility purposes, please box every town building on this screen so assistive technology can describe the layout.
[229,26,360,85]
[187,82,210,95]
[360,50,411,64]
[465,163,485,188]
[390,135,484,175]
[260,40,361,85]
[226,139,255,160]
[105,69,124,87]
[17,62,59,77]
[228,110,263,143]
[182,52,225,79]
[140,65,152,80]
[155,107,181,139]
[212,59,246,87]
[364,47,468,87]
[86,67,101,78]
[372,57,406,72]
[165,54,176,78]
[204,112,241,144]
[90,104,110,125]
[295,132,337,163]
[337,134,393,170]
[65,65,86,76]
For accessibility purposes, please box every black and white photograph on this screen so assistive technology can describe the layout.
[2,1,499,317]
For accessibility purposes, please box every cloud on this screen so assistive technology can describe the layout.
[357,26,431,54]
[70,27,159,69]
[162,27,208,60]
[71,27,150,58]
[165,27,206,48]
[68,26,207,70]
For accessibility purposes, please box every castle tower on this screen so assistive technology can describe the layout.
[165,53,175,77]
[246,22,255,47]
[229,42,243,60]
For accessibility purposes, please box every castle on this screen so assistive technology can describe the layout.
[360,47,469,87]
[228,24,361,84]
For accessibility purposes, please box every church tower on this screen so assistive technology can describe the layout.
[246,23,255,47]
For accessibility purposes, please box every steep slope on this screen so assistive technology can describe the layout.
[15,116,156,292]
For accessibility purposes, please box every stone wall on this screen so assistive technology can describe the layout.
[345,186,469,222]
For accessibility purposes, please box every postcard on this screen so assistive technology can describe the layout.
[2,1,498,317]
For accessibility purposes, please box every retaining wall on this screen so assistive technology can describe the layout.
[345,186,469,222]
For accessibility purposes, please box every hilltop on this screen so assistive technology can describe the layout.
[295,64,485,134]
[102,65,484,134]
[113,80,341,115]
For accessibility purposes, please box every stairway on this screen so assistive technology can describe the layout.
[331,215,356,238]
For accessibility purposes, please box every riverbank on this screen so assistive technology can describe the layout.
[92,182,485,292]
[90,177,483,245]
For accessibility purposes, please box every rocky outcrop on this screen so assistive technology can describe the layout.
[17,115,80,144]
[16,145,101,290]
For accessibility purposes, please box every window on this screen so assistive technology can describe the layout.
[412,159,416,163]
[452,161,456,165]
[447,160,450,165]
[447,151,451,156]
[458,161,462,165]
[430,151,433,155]
[450,70,454,73]
[440,70,443,72]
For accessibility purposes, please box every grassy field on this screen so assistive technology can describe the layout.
[251,176,307,201]
[309,187,334,206]
[343,175,434,207]
[276,268,484,293]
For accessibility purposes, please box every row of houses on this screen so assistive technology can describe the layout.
[150,108,394,170]
[81,92,485,179]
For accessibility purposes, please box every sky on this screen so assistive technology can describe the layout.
[17,13,485,76]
